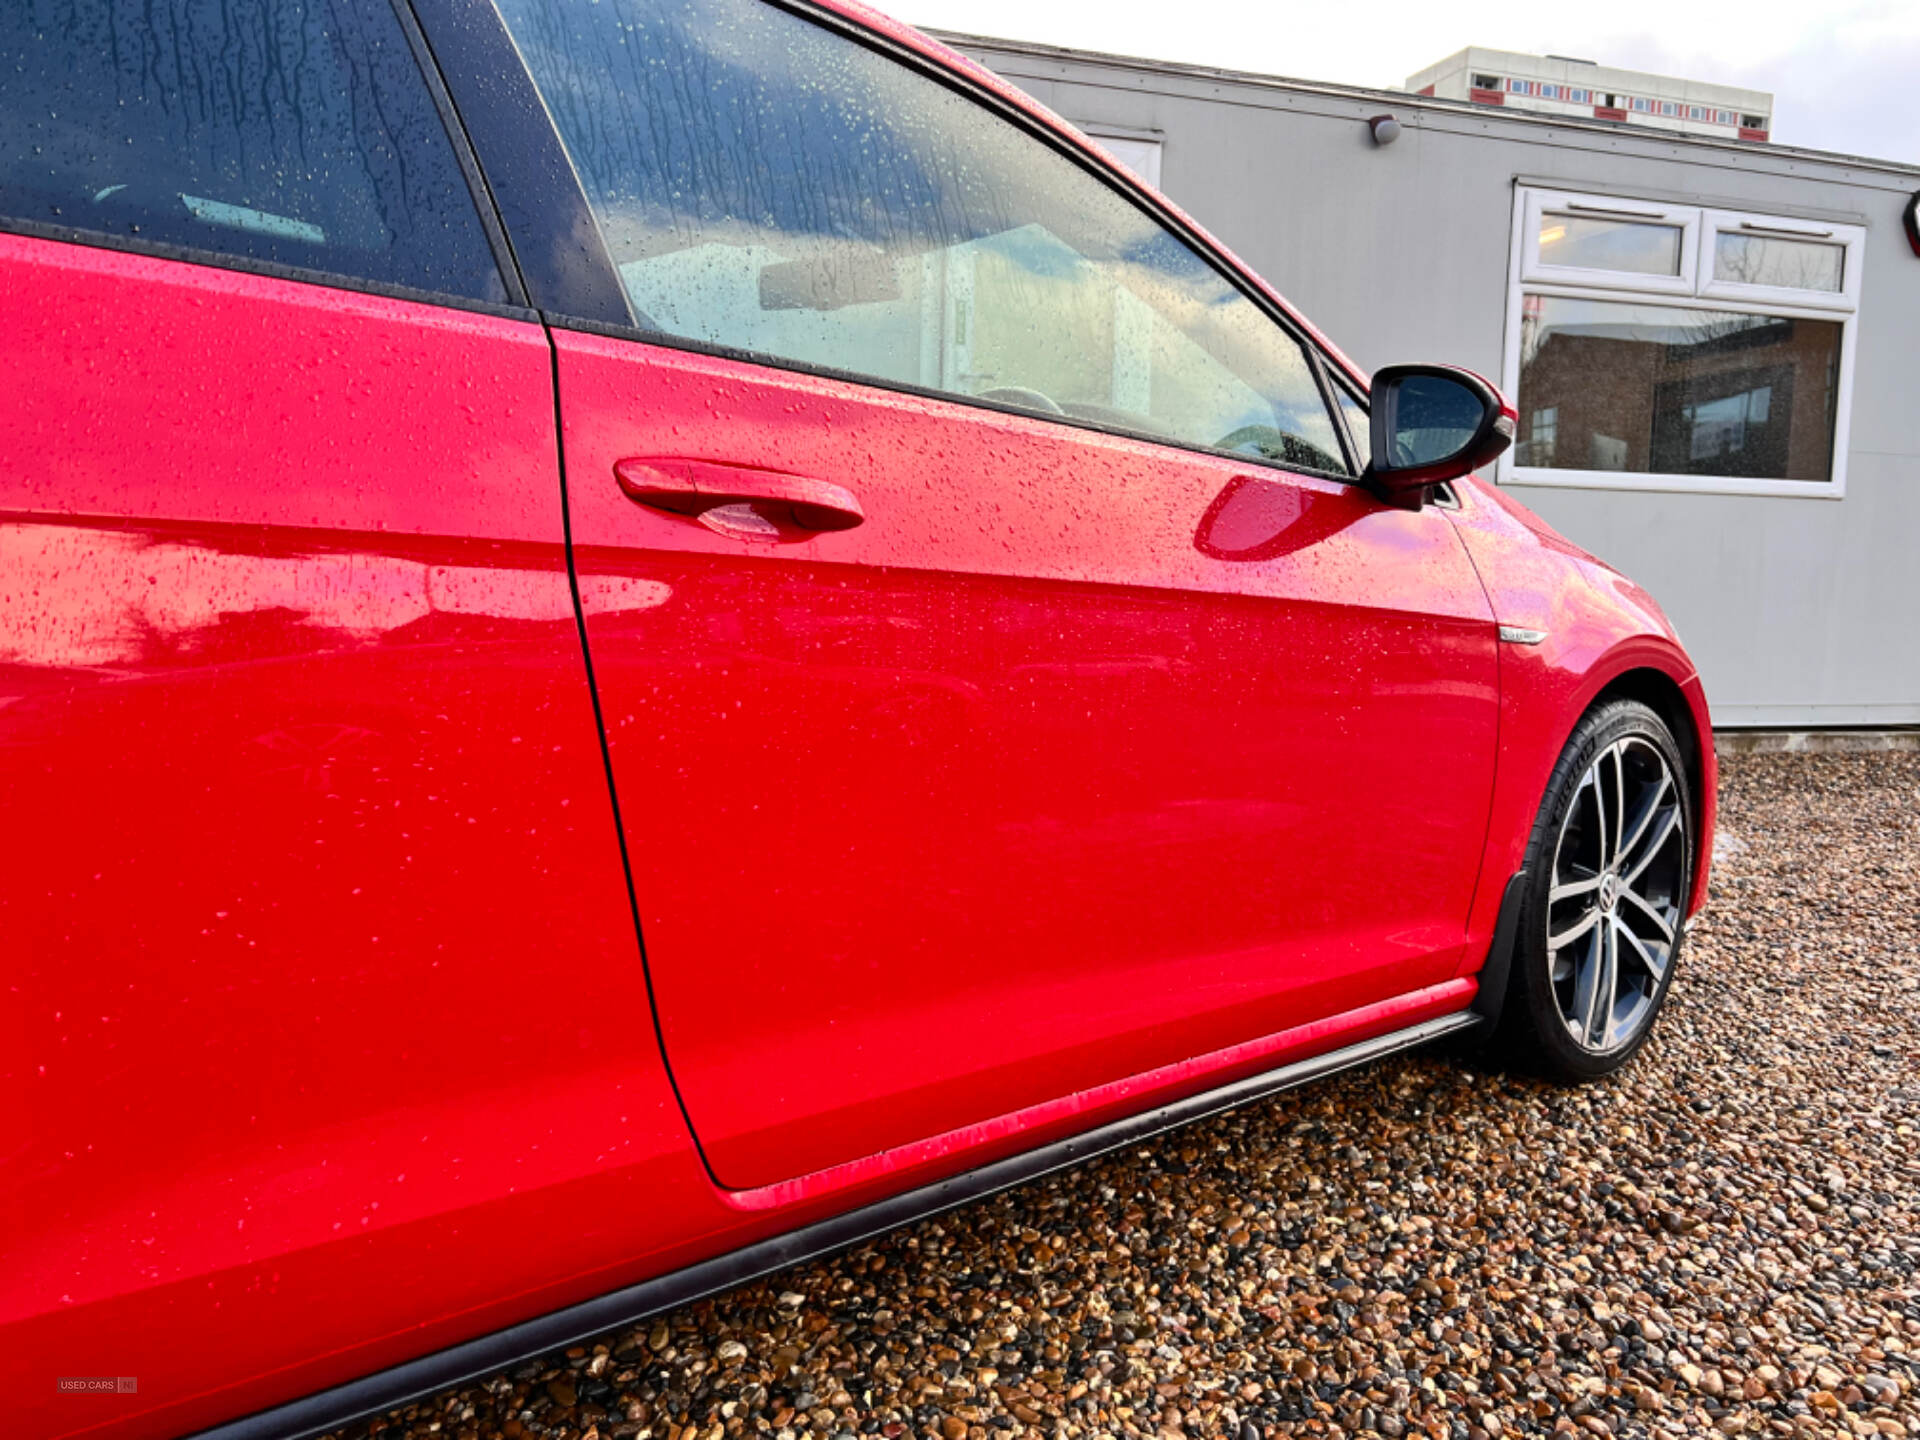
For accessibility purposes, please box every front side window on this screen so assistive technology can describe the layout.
[1505,188,1863,498]
[493,0,1349,474]
[0,0,504,301]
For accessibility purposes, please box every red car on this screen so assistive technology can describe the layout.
[1,0,1713,1435]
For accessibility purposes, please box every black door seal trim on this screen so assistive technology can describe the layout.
[187,1009,1475,1440]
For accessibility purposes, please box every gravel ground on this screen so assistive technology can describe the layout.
[332,752,1920,1440]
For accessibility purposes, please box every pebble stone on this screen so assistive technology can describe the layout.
[327,753,1919,1440]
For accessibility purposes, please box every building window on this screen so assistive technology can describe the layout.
[1505,188,1865,498]
[1700,209,1861,307]
[1508,79,1533,95]
[1523,191,1698,293]
[1473,73,1501,89]
[1522,404,1559,466]
[1568,88,1590,104]
[1539,83,1559,99]
[1078,126,1164,191]
[1631,97,1652,113]
[1715,109,1735,125]
[1660,101,1679,116]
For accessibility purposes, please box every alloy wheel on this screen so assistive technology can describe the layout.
[1545,736,1687,1054]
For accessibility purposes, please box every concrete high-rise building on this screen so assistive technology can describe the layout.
[1406,48,1772,143]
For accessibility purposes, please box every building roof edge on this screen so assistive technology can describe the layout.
[922,27,1920,181]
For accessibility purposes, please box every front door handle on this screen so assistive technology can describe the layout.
[615,457,864,542]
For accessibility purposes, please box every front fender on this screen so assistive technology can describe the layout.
[1444,481,1715,987]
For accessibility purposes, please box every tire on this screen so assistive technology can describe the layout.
[1495,699,1693,1081]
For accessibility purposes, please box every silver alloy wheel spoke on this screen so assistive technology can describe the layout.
[1570,923,1602,1039]
[1624,808,1681,885]
[1550,873,1603,903]
[1546,734,1685,1054]
[1590,764,1610,871]
[1615,918,1668,983]
[1582,920,1618,1048]
[1617,774,1670,869]
[1620,884,1675,942]
[1609,746,1626,868]
[1550,906,1600,949]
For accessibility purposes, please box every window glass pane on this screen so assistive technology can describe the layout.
[494,0,1348,474]
[1334,388,1370,462]
[0,0,504,301]
[1537,213,1682,275]
[1083,133,1162,190]
[1713,232,1844,293]
[1515,295,1841,481]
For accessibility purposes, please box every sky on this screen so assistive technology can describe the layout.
[889,0,1920,166]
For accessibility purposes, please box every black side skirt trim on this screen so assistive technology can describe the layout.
[188,1009,1476,1440]
[1468,869,1529,1031]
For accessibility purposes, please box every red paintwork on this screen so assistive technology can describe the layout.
[1,6,1710,1436]
[1443,476,1716,929]
[0,236,714,1438]
[720,977,1478,1215]
[560,332,1501,1192]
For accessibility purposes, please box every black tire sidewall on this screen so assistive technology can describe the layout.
[1507,699,1693,1082]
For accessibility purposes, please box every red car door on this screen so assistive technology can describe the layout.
[492,0,1499,1194]
[0,4,708,1435]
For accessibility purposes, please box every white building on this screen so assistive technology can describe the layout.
[1406,48,1772,144]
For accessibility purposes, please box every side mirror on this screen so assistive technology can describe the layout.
[1366,364,1516,502]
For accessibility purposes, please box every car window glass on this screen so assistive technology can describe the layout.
[0,0,505,302]
[492,0,1349,474]
[1334,388,1370,464]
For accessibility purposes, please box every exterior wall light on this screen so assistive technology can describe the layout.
[1905,190,1920,257]
[1369,113,1402,146]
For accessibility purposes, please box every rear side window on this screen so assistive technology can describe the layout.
[0,0,505,303]
[492,0,1349,475]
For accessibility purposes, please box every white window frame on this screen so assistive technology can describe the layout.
[1521,189,1698,295]
[1073,122,1163,192]
[1500,186,1863,500]
[1698,208,1863,311]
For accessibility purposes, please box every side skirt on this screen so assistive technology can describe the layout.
[191,1009,1477,1440]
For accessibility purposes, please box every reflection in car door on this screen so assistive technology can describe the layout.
[491,0,1501,1193]
[0,2,701,1433]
